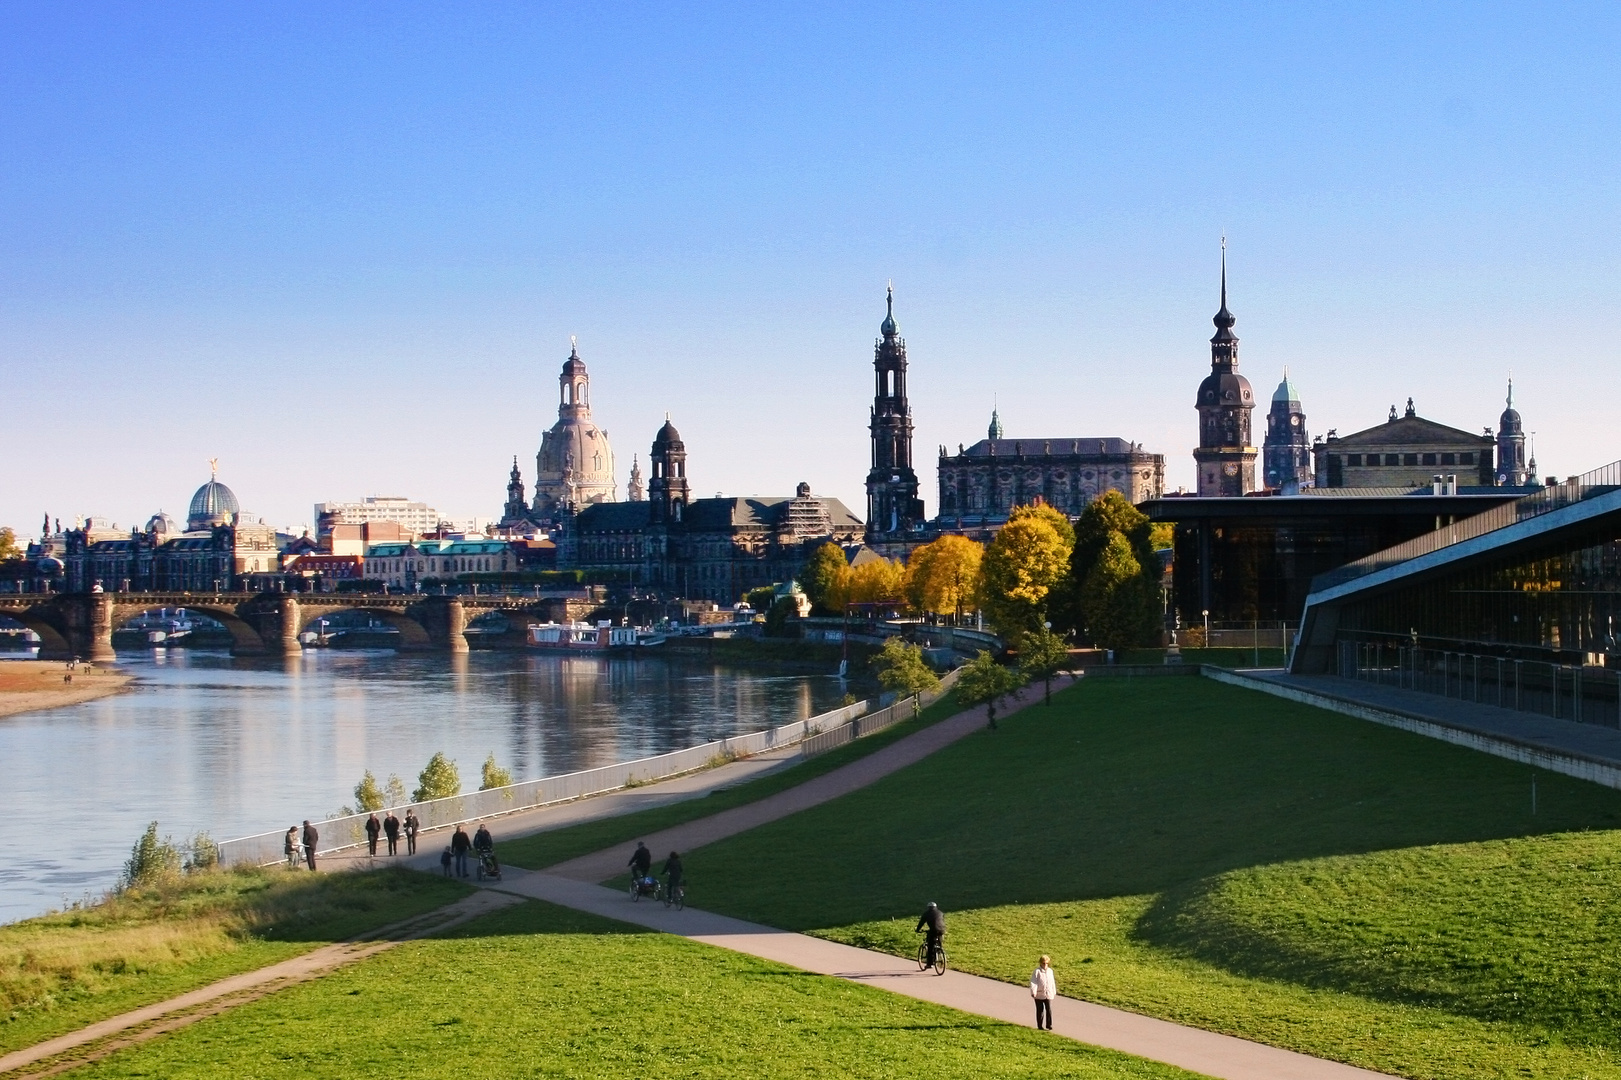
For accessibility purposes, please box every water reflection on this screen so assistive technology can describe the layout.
[0,648,855,924]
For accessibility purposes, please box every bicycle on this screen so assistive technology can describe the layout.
[663,881,686,910]
[916,935,947,975]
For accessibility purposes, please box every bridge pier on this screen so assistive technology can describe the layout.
[88,594,116,664]
[278,598,303,655]
[446,599,470,654]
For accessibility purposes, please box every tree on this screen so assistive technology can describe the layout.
[480,753,512,791]
[763,595,797,637]
[872,636,941,716]
[354,770,385,812]
[383,773,408,807]
[953,650,1026,729]
[1016,627,1072,706]
[906,534,983,618]
[0,527,20,562]
[1054,490,1162,646]
[1009,502,1075,549]
[1080,532,1162,651]
[847,557,908,608]
[978,515,1072,639]
[798,542,851,615]
[744,585,777,614]
[413,752,461,802]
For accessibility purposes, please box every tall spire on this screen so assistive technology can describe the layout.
[880,280,898,339]
[1211,236,1236,343]
[1507,371,1515,410]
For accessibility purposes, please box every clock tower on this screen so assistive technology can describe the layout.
[1193,241,1258,496]
[1262,370,1313,491]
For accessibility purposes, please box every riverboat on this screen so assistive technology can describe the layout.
[526,621,640,651]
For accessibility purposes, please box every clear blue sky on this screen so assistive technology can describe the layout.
[4,3,1619,536]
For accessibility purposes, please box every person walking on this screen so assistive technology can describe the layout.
[440,845,453,877]
[404,810,420,855]
[284,826,300,869]
[301,820,319,871]
[364,813,382,857]
[451,825,472,878]
[473,823,493,856]
[383,811,400,856]
[1030,955,1057,1030]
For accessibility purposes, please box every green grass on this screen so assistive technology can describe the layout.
[681,676,1621,1080]
[69,898,1198,1080]
[499,690,964,871]
[0,865,469,1056]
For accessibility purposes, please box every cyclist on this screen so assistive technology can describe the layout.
[628,841,652,883]
[916,901,946,967]
[663,850,685,904]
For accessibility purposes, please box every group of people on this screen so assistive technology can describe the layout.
[915,901,1058,1031]
[627,841,683,899]
[283,810,424,871]
[443,822,495,878]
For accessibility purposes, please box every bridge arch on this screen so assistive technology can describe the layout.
[106,602,271,656]
[293,605,433,650]
[0,608,72,659]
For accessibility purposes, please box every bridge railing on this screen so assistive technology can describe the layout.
[216,694,879,866]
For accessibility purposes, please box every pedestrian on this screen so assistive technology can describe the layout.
[451,825,472,878]
[440,845,453,877]
[473,823,493,856]
[404,809,420,855]
[284,825,300,869]
[383,811,400,856]
[301,819,319,871]
[364,813,381,857]
[1030,955,1057,1030]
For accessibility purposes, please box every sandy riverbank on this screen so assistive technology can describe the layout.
[0,660,134,719]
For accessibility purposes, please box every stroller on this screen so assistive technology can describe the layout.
[476,849,502,881]
[628,873,661,902]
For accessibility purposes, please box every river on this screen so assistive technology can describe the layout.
[0,648,855,925]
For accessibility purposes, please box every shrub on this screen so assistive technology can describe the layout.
[384,773,408,807]
[354,770,385,812]
[414,752,461,802]
[185,833,219,873]
[480,753,512,791]
[122,823,181,889]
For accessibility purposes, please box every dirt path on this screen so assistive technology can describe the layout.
[0,889,520,1080]
[0,662,132,720]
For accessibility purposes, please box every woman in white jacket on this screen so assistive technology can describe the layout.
[1030,955,1056,1030]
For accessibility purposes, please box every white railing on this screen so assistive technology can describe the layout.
[800,669,961,758]
[218,696,874,866]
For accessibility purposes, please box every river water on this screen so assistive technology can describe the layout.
[0,648,854,925]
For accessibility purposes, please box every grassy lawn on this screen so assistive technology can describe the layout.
[0,865,468,1056]
[68,898,1198,1080]
[499,690,963,871]
[681,676,1621,1080]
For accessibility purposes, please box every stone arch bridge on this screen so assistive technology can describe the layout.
[0,593,582,662]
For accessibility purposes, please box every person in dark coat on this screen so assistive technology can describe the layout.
[473,824,493,855]
[284,826,300,869]
[663,851,684,900]
[916,901,946,967]
[302,820,319,871]
[451,825,472,878]
[383,811,401,856]
[628,841,652,881]
[404,810,420,855]
[440,845,453,877]
[364,813,381,856]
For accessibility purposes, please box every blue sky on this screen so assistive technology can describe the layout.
[3,3,1619,535]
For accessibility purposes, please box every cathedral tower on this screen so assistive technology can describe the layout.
[502,457,527,521]
[649,418,689,524]
[533,339,616,518]
[1496,376,1530,486]
[1193,242,1258,496]
[865,285,925,539]
[1262,370,1312,490]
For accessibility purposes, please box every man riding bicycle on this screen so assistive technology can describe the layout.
[916,901,945,967]
[663,850,685,903]
[628,841,652,882]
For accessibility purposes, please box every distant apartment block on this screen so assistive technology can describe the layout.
[315,496,442,537]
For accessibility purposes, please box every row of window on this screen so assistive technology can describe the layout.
[1337,452,1476,467]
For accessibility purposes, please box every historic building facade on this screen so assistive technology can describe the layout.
[864,287,926,546]
[1313,400,1498,488]
[558,418,863,604]
[1193,246,1258,496]
[1261,371,1313,491]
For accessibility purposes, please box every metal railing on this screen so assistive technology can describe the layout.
[1313,459,1621,592]
[1340,638,1620,729]
[800,670,962,757]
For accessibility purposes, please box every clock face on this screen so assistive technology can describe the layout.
[1223,462,1239,477]
[1290,415,1301,426]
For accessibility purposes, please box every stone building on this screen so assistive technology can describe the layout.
[935,419,1164,540]
[865,286,927,546]
[559,418,863,604]
[1193,245,1258,496]
[533,339,616,518]
[1313,400,1496,488]
[1261,371,1313,491]
[1496,377,1533,486]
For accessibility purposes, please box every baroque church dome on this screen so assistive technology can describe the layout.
[187,470,239,531]
[533,340,616,516]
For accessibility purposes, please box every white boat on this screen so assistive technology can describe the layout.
[526,621,639,651]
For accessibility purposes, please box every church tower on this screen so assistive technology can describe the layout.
[502,457,527,522]
[1193,242,1258,496]
[627,455,645,501]
[649,418,689,524]
[1262,370,1312,491]
[1496,376,1530,486]
[865,285,925,539]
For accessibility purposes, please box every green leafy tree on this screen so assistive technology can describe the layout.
[413,752,461,802]
[122,822,181,889]
[480,753,513,791]
[872,636,941,716]
[978,515,1072,640]
[906,534,983,618]
[384,773,408,807]
[798,542,852,615]
[764,595,797,637]
[744,585,777,614]
[0,527,20,562]
[1017,627,1072,706]
[1080,532,1163,651]
[354,770,385,812]
[954,650,1026,730]
[1054,490,1162,645]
